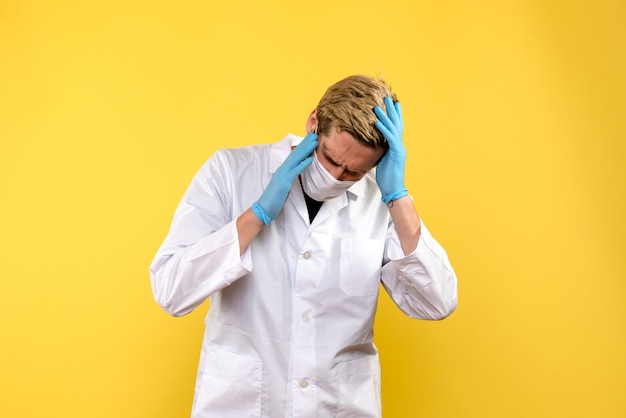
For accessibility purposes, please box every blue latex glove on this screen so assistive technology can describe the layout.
[252,133,318,224]
[374,96,408,204]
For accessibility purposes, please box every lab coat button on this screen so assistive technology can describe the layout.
[302,313,310,322]
[300,378,309,388]
[302,251,312,259]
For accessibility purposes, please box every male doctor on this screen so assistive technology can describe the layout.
[150,74,458,417]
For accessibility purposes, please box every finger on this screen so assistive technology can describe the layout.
[374,109,398,140]
[375,120,394,142]
[303,131,318,142]
[291,155,314,178]
[394,101,404,131]
[384,96,398,125]
[299,132,318,149]
[299,137,318,159]
[374,106,393,129]
[290,134,318,161]
[376,119,403,151]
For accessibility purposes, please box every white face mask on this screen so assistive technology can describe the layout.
[300,150,356,201]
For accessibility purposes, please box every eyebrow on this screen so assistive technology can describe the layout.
[320,144,367,176]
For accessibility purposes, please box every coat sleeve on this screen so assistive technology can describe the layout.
[149,152,253,317]
[380,221,458,320]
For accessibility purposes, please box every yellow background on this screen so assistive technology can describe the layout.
[1,0,624,416]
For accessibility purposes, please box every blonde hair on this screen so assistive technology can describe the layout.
[316,74,397,148]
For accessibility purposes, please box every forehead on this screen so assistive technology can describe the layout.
[318,128,385,172]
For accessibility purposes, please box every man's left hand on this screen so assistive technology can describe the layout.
[374,96,409,204]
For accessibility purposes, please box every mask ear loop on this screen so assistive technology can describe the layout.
[313,123,318,134]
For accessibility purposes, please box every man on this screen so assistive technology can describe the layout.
[150,75,458,417]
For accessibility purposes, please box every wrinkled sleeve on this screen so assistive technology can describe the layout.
[381,221,458,320]
[149,152,253,317]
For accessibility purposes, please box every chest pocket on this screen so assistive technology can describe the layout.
[339,239,385,296]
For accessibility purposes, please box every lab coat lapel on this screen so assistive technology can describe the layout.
[286,180,347,229]
[288,179,312,226]
[310,193,347,228]
[310,177,368,228]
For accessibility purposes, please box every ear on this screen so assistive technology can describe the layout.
[305,109,318,134]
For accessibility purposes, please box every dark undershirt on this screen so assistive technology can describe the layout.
[299,178,323,223]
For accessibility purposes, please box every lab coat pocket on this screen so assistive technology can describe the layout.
[192,345,263,418]
[337,355,381,417]
[339,239,384,296]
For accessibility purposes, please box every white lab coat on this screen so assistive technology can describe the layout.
[150,134,458,417]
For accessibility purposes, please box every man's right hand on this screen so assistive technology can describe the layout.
[252,133,319,224]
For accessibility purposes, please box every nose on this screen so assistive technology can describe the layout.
[326,165,345,180]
